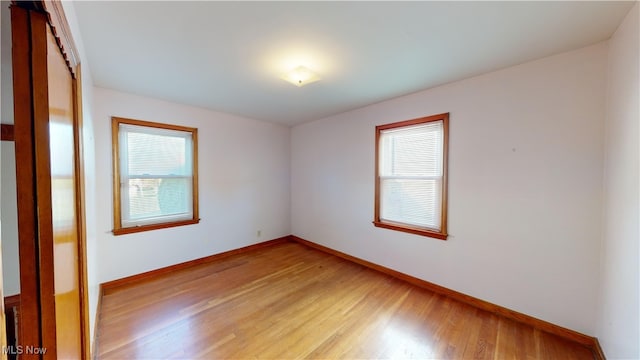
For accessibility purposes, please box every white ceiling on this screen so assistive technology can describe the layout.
[74,1,634,126]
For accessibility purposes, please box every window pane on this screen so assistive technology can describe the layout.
[125,177,192,224]
[118,123,195,227]
[49,122,75,176]
[380,178,441,230]
[380,121,443,177]
[123,125,192,176]
[375,114,448,239]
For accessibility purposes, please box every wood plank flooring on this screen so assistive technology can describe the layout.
[96,242,595,359]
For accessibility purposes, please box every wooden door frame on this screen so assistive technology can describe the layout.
[11,2,89,359]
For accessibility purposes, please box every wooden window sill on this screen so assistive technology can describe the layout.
[113,219,200,236]
[373,221,448,240]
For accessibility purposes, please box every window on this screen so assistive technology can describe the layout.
[374,113,449,240]
[112,117,199,235]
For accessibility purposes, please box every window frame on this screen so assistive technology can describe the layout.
[112,116,199,235]
[373,113,449,240]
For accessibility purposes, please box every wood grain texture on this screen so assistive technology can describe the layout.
[101,237,291,294]
[74,64,92,360]
[112,219,200,236]
[4,294,21,309]
[11,4,88,358]
[92,286,104,359]
[593,338,607,360]
[46,21,84,359]
[40,0,80,77]
[4,294,21,360]
[0,124,14,141]
[110,117,122,232]
[0,246,5,360]
[291,236,604,359]
[32,12,59,358]
[96,241,596,359]
[12,6,44,355]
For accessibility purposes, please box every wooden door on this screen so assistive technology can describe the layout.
[0,231,6,360]
[46,17,83,360]
[11,3,88,359]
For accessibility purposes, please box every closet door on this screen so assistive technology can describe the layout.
[12,4,88,359]
[44,15,83,360]
[0,233,5,360]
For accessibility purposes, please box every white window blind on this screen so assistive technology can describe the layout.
[119,123,194,228]
[379,120,444,230]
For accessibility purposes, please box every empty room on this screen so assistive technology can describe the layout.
[0,1,638,359]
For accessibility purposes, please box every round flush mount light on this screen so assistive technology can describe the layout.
[281,66,321,87]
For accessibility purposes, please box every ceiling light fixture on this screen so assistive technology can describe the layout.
[282,66,320,87]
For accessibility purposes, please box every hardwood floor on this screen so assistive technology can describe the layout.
[96,242,595,359]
